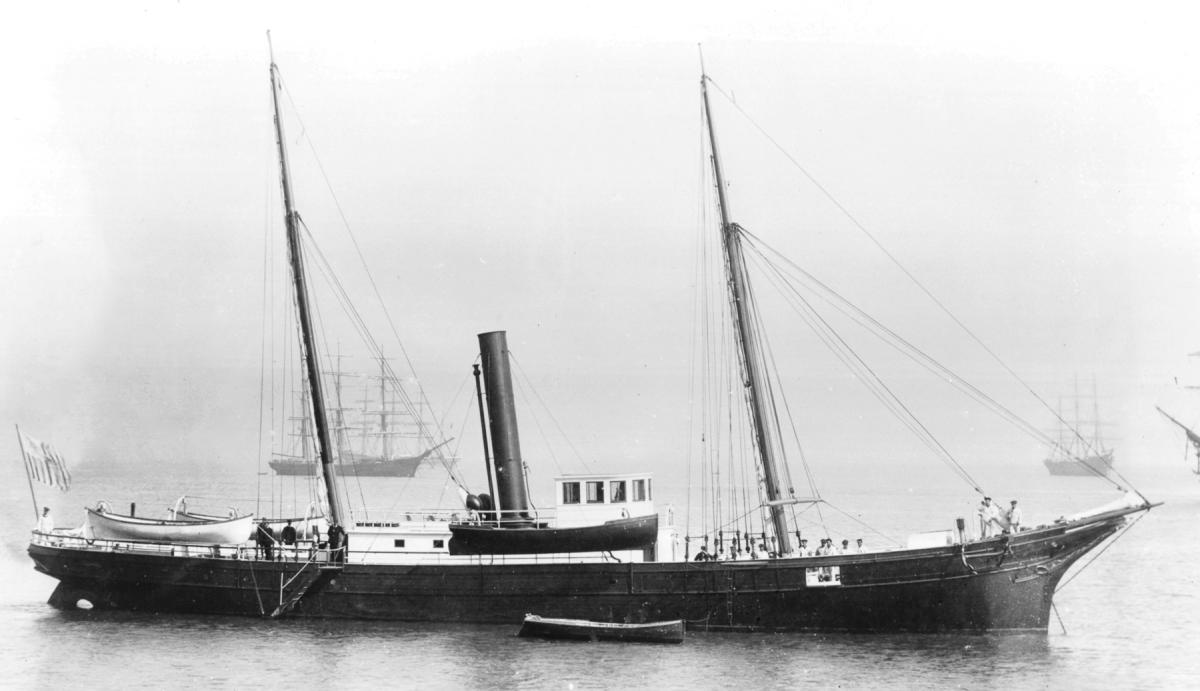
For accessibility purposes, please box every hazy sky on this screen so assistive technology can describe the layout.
[3,1,1199,509]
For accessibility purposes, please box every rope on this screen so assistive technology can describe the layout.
[703,76,1141,498]
[1051,602,1068,635]
[1055,511,1146,593]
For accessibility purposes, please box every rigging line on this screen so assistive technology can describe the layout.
[745,246,983,492]
[506,353,567,477]
[687,97,716,548]
[744,233,1129,493]
[1054,511,1146,593]
[757,255,943,467]
[739,237,963,477]
[509,353,590,473]
[276,74,448,463]
[296,221,450,457]
[741,230,1054,445]
[277,76,440,447]
[259,151,276,519]
[819,500,903,548]
[740,249,819,501]
[705,76,1101,484]
[295,240,362,520]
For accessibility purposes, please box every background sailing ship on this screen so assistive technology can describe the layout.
[1043,377,1116,477]
[268,356,449,477]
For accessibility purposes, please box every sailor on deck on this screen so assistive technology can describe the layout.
[37,507,53,533]
[977,497,1003,538]
[256,522,276,561]
[1006,500,1023,532]
[327,522,346,563]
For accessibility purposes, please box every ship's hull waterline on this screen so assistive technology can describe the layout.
[28,505,1135,632]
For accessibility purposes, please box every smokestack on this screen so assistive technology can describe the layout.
[478,331,530,521]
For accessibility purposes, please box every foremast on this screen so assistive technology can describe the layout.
[700,73,793,555]
[269,47,346,526]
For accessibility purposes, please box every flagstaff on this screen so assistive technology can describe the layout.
[15,424,40,521]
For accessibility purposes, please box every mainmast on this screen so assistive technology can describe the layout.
[269,46,346,526]
[701,72,793,554]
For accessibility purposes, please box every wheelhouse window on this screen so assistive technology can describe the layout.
[633,479,647,501]
[586,481,605,503]
[562,481,581,505]
[610,480,627,503]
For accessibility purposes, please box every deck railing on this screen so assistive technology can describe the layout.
[30,530,339,563]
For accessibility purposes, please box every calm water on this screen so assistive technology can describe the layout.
[2,466,1198,689]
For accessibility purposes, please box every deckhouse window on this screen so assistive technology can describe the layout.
[562,482,581,504]
[633,479,647,501]
[433,539,445,549]
[586,481,605,503]
[393,539,406,548]
[610,480,627,503]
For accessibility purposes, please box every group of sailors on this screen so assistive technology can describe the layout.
[798,537,865,556]
[976,496,1022,538]
[254,519,347,562]
[691,535,866,561]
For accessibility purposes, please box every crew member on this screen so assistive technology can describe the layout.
[281,520,297,546]
[327,522,346,563]
[37,507,53,533]
[1006,499,1023,532]
[256,522,276,561]
[977,497,1002,538]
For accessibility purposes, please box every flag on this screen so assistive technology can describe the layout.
[20,431,71,492]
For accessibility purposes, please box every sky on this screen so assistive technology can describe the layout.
[2,1,1199,521]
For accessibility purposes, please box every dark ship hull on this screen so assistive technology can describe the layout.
[1044,451,1114,477]
[28,504,1137,632]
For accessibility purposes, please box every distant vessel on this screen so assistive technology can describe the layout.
[1156,406,1200,476]
[25,50,1154,632]
[268,357,448,477]
[1043,378,1115,477]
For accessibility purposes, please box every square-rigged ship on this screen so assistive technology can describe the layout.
[26,49,1154,632]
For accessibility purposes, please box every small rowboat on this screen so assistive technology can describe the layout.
[518,614,684,644]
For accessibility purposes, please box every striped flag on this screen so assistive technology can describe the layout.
[20,431,71,492]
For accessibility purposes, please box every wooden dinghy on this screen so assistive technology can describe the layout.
[518,614,684,644]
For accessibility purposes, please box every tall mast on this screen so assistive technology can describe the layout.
[269,44,345,526]
[700,72,792,554]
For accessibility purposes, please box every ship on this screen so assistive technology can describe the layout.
[1156,406,1200,476]
[1043,378,1116,477]
[268,356,448,477]
[26,48,1155,632]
